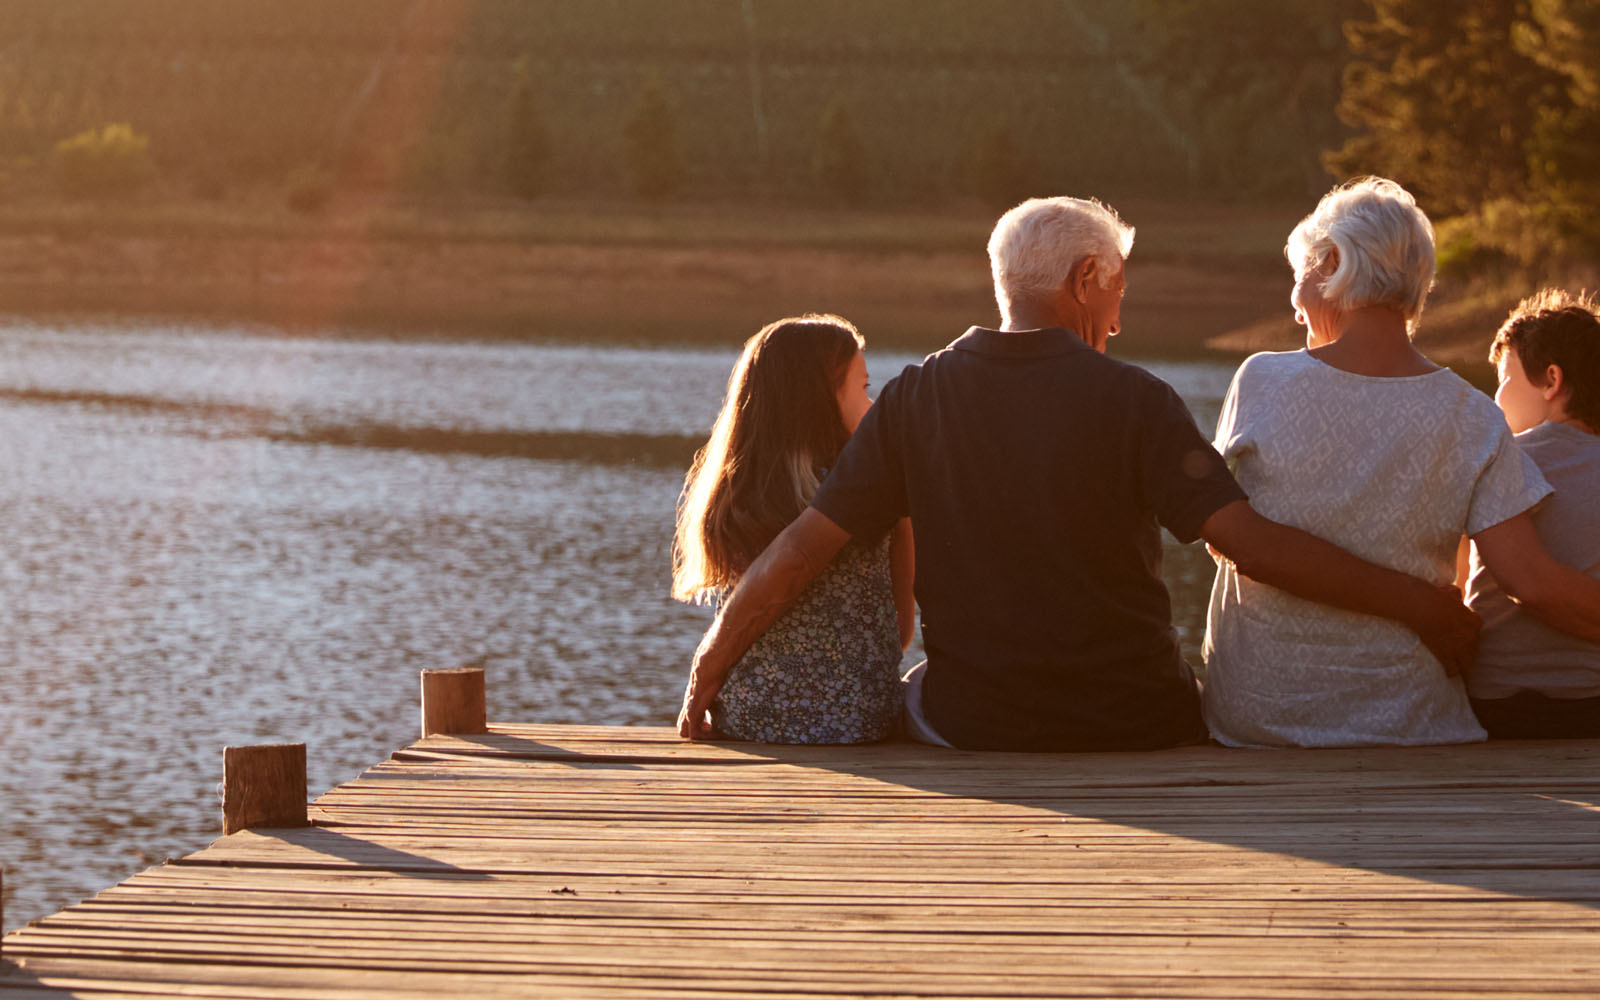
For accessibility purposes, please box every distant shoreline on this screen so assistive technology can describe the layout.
[0,195,1517,375]
[0,196,1287,356]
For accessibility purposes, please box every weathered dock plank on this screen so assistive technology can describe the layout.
[5,725,1600,998]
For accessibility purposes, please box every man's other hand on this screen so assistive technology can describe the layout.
[1411,584,1481,677]
[677,663,722,740]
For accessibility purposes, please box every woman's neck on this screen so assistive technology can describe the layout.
[1308,307,1438,377]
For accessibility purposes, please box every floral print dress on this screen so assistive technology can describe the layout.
[711,534,903,744]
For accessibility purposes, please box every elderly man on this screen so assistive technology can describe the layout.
[679,196,1479,751]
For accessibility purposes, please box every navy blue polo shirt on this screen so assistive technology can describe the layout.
[811,327,1247,751]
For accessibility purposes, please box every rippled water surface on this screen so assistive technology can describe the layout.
[0,320,1235,930]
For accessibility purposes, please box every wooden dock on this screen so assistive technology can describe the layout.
[5,720,1600,997]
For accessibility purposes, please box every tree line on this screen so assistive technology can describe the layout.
[0,0,1284,209]
[0,0,1593,262]
[1135,0,1598,264]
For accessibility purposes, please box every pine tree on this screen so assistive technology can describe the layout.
[1516,0,1600,250]
[1324,0,1600,261]
[623,74,683,202]
[1325,0,1563,215]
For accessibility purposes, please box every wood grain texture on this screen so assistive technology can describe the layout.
[220,744,307,837]
[6,725,1600,998]
[419,668,486,738]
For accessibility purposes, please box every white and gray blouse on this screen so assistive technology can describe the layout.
[1203,350,1550,747]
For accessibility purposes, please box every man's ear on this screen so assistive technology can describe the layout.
[1069,256,1098,303]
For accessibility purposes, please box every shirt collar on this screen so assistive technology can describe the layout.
[950,326,1092,359]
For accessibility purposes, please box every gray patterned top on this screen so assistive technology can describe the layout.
[712,534,903,744]
[1203,351,1551,747]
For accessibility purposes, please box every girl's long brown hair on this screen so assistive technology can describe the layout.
[672,314,864,602]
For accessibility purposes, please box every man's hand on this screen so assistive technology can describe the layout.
[1407,584,1481,677]
[677,658,723,740]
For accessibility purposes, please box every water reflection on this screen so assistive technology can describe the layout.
[0,320,1235,931]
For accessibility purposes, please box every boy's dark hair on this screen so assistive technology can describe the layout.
[1489,289,1600,431]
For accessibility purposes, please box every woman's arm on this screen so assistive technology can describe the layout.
[1472,512,1600,643]
[890,517,916,651]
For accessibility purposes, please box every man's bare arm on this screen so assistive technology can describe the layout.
[677,508,852,738]
[1201,500,1481,675]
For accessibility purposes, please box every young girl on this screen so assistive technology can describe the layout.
[672,314,914,744]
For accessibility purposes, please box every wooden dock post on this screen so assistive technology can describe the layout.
[220,743,307,836]
[420,666,487,737]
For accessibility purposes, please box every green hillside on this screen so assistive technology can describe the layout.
[0,0,1330,204]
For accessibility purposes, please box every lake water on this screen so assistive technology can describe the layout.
[0,320,1237,931]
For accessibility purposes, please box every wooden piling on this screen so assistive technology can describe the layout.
[220,743,307,836]
[420,666,487,737]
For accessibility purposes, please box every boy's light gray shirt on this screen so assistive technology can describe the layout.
[1469,420,1600,699]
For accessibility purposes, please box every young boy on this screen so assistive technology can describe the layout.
[1467,289,1600,737]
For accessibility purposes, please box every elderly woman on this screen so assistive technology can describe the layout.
[1202,177,1600,747]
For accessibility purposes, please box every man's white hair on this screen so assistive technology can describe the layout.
[1286,177,1436,332]
[988,197,1135,315]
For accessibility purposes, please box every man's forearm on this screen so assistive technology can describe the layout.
[679,508,854,737]
[689,507,852,686]
[1201,500,1478,674]
[1233,519,1438,621]
[692,534,827,685]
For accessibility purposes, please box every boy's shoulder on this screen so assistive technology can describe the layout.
[1515,422,1600,473]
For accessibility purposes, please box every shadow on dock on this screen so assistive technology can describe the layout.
[732,739,1600,909]
[176,826,495,880]
[402,729,1600,910]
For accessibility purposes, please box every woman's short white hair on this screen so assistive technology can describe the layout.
[988,197,1134,309]
[1287,177,1436,331]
